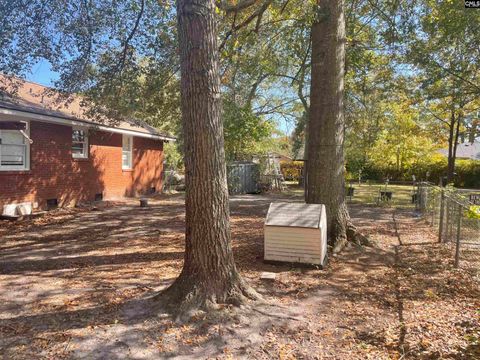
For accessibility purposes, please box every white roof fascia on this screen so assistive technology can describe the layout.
[0,107,175,142]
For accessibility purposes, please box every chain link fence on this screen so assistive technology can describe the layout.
[416,182,480,271]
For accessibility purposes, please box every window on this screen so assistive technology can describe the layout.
[122,135,132,169]
[0,127,29,171]
[72,128,88,158]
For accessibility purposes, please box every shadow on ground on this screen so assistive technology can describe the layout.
[0,192,478,359]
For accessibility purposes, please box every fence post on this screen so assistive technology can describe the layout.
[416,182,421,210]
[454,203,462,268]
[446,199,452,242]
[431,187,435,225]
[438,189,445,243]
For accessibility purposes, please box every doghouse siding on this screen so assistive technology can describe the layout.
[264,226,324,264]
[264,203,328,266]
[0,120,164,210]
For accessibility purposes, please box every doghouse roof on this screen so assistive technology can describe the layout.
[265,202,324,229]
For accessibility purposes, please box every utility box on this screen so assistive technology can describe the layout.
[264,202,327,267]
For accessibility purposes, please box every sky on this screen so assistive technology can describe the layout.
[26,59,59,86]
[24,59,294,135]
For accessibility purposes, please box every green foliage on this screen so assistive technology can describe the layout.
[404,0,480,167]
[466,205,480,220]
[346,91,447,182]
[3,0,479,188]
[350,156,480,189]
[367,100,439,176]
[163,141,183,170]
[223,98,275,161]
[453,160,480,188]
[219,0,314,132]
[353,154,446,183]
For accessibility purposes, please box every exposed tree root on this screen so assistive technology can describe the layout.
[333,221,377,254]
[153,272,261,320]
[251,308,304,322]
[332,237,348,254]
[347,221,376,247]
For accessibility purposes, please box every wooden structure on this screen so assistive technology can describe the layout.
[264,202,327,266]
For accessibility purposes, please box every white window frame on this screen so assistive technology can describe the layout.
[72,127,89,159]
[122,134,133,170]
[0,121,30,171]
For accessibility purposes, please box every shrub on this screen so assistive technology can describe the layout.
[466,205,480,220]
[280,161,304,181]
[454,160,480,188]
[347,157,480,188]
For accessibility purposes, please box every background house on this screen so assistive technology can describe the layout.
[438,139,480,161]
[252,151,292,173]
[0,77,175,214]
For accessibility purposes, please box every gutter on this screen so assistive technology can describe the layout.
[0,104,176,142]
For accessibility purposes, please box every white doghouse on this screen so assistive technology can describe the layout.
[264,202,327,267]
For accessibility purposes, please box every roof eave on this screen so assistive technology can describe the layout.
[0,104,176,142]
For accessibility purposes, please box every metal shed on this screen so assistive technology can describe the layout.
[227,161,259,195]
[264,202,327,266]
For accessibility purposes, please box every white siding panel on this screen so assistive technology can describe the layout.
[264,226,326,266]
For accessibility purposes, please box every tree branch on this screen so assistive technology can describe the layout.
[429,58,480,93]
[253,97,304,115]
[246,74,268,106]
[420,105,450,126]
[219,0,273,50]
[217,0,258,13]
[117,0,145,74]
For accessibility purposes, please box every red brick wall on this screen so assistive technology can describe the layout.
[0,121,164,210]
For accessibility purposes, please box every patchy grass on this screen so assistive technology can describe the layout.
[0,192,478,359]
[282,182,418,208]
[347,183,418,208]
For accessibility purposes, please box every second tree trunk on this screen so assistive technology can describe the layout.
[306,0,349,246]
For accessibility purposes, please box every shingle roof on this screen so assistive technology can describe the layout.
[265,202,324,228]
[438,140,480,160]
[0,75,175,141]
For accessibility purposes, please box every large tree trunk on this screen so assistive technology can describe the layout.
[305,0,365,251]
[306,0,348,246]
[155,0,257,316]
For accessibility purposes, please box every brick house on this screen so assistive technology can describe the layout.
[0,78,175,215]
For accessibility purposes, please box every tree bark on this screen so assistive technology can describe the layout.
[447,108,461,184]
[305,0,349,248]
[305,0,371,251]
[468,119,478,143]
[155,0,257,316]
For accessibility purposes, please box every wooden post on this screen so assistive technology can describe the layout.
[454,203,462,268]
[438,189,445,243]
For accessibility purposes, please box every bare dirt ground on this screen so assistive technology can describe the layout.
[0,192,478,359]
